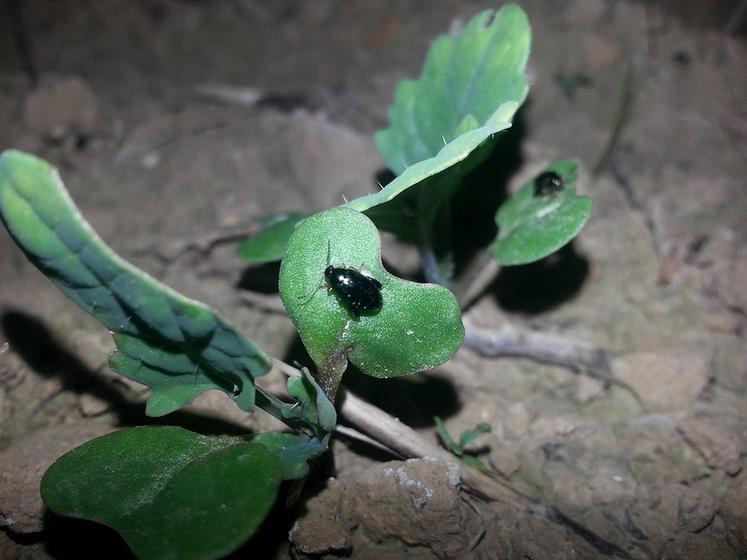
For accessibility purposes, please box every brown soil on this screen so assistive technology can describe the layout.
[1,1,745,559]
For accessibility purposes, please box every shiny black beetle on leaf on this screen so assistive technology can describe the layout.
[324,265,383,318]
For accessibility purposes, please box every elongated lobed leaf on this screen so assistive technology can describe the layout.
[0,150,271,416]
[279,208,464,384]
[492,160,592,265]
[42,427,281,560]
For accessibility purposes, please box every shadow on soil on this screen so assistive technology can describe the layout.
[236,261,281,294]
[0,310,255,436]
[2,501,293,560]
[448,107,592,314]
[450,109,526,267]
[1,309,295,558]
[493,240,591,314]
[282,333,461,430]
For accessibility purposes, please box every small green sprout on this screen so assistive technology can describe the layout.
[434,416,493,473]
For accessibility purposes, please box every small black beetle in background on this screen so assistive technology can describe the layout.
[533,171,564,197]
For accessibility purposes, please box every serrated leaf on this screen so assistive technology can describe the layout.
[350,5,531,240]
[278,208,463,385]
[236,212,309,263]
[253,432,328,480]
[492,160,592,266]
[41,426,282,560]
[0,150,271,416]
[459,423,492,448]
[376,5,530,175]
[349,118,512,241]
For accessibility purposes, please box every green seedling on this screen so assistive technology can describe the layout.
[0,5,592,559]
[555,71,593,99]
[434,416,493,473]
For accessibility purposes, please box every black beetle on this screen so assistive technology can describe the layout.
[324,265,383,318]
[534,171,564,197]
[300,242,384,319]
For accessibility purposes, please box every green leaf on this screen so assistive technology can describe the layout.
[285,368,337,435]
[435,418,494,473]
[375,5,530,175]
[254,368,337,440]
[252,432,328,481]
[349,119,511,241]
[434,416,463,457]
[41,426,282,560]
[492,160,592,266]
[350,5,531,240]
[459,423,492,448]
[236,212,310,263]
[278,208,464,381]
[0,150,271,416]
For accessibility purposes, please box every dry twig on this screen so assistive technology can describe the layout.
[463,315,611,378]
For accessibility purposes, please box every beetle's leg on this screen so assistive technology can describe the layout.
[298,280,327,306]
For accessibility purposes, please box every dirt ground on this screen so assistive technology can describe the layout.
[0,1,745,559]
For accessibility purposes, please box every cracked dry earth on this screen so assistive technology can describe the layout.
[0,1,745,559]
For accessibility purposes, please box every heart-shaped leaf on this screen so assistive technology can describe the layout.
[278,208,463,393]
[0,150,271,417]
[492,160,592,265]
[236,212,310,263]
[41,426,282,560]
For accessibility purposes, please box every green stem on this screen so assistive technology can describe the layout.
[452,247,500,310]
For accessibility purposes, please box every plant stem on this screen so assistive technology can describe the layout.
[452,248,501,310]
[418,242,443,284]
[272,359,523,503]
[271,360,630,557]
[338,389,531,505]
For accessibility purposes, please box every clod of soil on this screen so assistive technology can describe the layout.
[290,458,472,559]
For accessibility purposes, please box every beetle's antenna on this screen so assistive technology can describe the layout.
[326,239,332,267]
